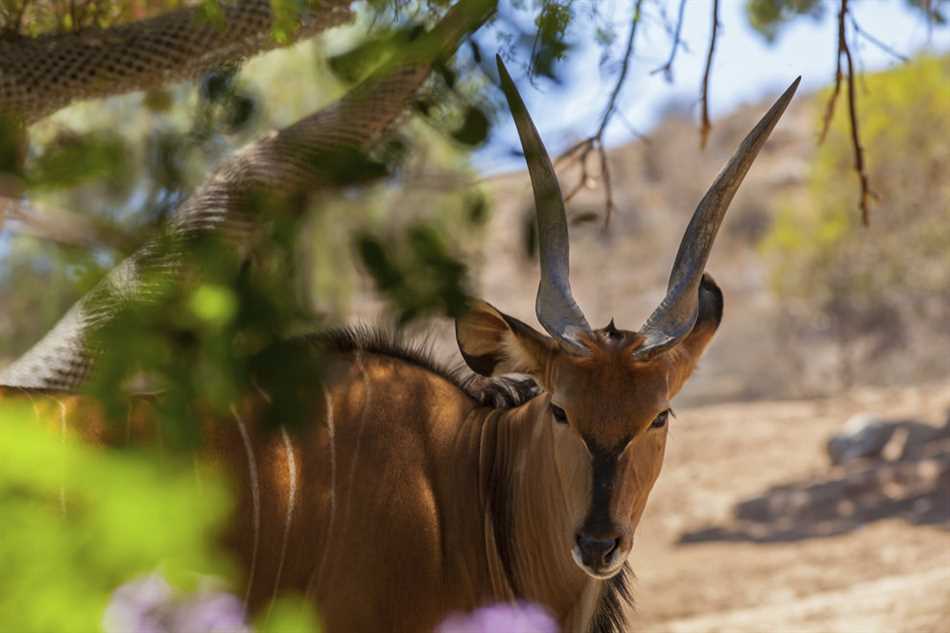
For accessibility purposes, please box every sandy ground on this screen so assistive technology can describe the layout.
[626,382,950,633]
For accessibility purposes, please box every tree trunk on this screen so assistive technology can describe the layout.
[0,0,354,125]
[0,0,498,390]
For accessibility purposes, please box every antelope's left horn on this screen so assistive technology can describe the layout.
[634,77,801,360]
[496,55,591,350]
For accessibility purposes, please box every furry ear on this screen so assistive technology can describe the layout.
[455,300,555,378]
[665,273,724,396]
[680,273,723,359]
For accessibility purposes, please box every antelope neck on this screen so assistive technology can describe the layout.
[475,397,602,628]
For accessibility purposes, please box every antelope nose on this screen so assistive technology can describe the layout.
[575,532,620,568]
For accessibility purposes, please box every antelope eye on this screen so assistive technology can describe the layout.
[550,404,568,424]
[651,410,670,429]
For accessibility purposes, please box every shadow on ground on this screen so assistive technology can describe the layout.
[680,421,950,545]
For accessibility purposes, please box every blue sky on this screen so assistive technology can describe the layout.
[476,0,950,171]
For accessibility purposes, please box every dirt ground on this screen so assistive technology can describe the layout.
[626,381,950,633]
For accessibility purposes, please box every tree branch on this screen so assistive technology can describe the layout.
[0,0,355,125]
[556,0,644,228]
[849,15,909,63]
[0,0,499,390]
[699,0,719,150]
[651,0,687,82]
[821,0,874,225]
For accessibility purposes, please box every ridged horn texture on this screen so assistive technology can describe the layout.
[496,55,591,349]
[634,76,801,360]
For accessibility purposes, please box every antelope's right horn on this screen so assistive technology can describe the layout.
[633,77,801,360]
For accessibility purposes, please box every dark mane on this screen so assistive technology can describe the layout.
[309,326,540,410]
[591,565,634,633]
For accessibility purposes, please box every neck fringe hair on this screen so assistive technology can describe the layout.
[591,565,634,633]
[313,326,633,631]
[309,326,541,410]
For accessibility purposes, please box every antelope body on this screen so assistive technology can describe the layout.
[2,58,798,633]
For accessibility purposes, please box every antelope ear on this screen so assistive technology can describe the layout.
[675,273,724,364]
[456,300,555,378]
[663,274,723,397]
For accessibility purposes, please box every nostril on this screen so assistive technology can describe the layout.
[575,533,622,566]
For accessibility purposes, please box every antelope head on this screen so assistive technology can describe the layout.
[457,56,798,580]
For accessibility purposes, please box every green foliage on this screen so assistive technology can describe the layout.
[85,220,331,442]
[0,115,24,180]
[0,402,230,633]
[531,1,573,79]
[356,221,470,325]
[271,0,311,43]
[0,1,190,36]
[257,596,323,633]
[27,131,132,193]
[328,24,427,83]
[904,0,950,23]
[761,57,950,380]
[744,0,823,42]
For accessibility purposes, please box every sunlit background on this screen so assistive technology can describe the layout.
[1,1,949,631]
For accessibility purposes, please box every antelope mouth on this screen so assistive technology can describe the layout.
[570,543,627,580]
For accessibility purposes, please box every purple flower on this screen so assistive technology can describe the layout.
[103,575,174,633]
[103,575,249,633]
[166,591,248,633]
[436,602,558,633]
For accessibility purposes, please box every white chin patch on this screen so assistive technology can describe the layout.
[570,545,626,580]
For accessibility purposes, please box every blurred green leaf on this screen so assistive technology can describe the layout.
[744,0,823,42]
[0,402,231,633]
[190,284,238,328]
[199,0,226,27]
[257,595,322,633]
[452,105,490,146]
[532,1,573,79]
[327,24,426,84]
[28,132,132,193]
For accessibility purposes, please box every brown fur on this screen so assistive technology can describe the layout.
[0,281,720,633]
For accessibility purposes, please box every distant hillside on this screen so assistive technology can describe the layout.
[463,68,950,405]
[466,89,817,405]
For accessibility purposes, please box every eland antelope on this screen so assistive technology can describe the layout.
[2,57,798,633]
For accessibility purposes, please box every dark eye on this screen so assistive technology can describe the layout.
[651,410,670,429]
[550,404,568,424]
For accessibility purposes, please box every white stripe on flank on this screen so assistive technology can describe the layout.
[232,405,260,607]
[268,426,297,615]
[306,385,336,601]
[343,352,371,530]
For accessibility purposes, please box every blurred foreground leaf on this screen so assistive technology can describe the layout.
[0,402,231,633]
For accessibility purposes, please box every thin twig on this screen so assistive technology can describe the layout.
[597,139,614,226]
[839,4,873,225]
[651,0,687,82]
[818,44,843,144]
[555,0,644,228]
[925,0,934,42]
[553,137,594,168]
[699,0,719,150]
[823,0,874,224]
[849,16,909,63]
[597,0,643,138]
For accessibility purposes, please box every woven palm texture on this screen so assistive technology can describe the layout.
[0,0,497,390]
[0,0,354,124]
